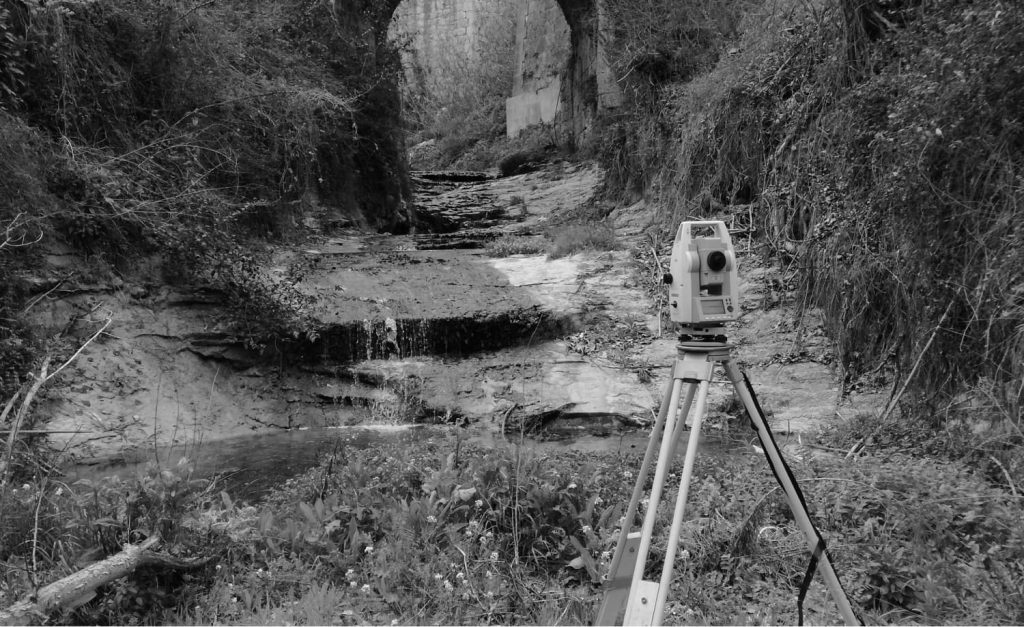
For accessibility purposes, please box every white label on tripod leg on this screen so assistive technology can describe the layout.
[623,581,660,626]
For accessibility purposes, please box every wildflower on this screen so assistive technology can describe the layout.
[600,551,611,561]
[485,570,494,578]
[681,549,691,560]
[346,569,356,580]
[475,499,484,508]
[456,572,465,580]
[361,584,371,593]
[581,525,592,534]
[350,581,358,588]
[434,573,443,581]
[567,482,577,489]
[364,545,374,554]
[623,470,633,479]
[486,591,495,598]
[489,551,499,562]
[444,580,454,591]
[594,497,604,505]
[426,515,437,524]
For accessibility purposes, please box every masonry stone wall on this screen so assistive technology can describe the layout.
[391,0,494,84]
[389,0,616,140]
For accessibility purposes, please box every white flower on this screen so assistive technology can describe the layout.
[346,569,356,580]
[350,581,358,588]
[364,545,374,554]
[426,515,437,524]
[601,551,612,561]
[485,570,494,578]
[581,525,592,534]
[475,499,484,508]
[489,551,499,562]
[681,549,691,560]
[594,497,604,505]
[623,471,633,479]
[444,580,454,591]
[361,584,371,593]
[456,572,465,580]
[434,573,443,580]
[567,482,577,489]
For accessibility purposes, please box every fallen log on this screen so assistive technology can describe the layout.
[0,535,213,625]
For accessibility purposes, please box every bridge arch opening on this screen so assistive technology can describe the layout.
[380,0,611,162]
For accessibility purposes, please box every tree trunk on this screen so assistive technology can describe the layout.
[0,536,212,625]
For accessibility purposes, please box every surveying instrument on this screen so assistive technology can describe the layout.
[596,221,860,626]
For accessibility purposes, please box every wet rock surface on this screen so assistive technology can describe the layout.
[37,161,884,466]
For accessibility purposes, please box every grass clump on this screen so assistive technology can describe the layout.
[485,235,545,258]
[546,223,617,259]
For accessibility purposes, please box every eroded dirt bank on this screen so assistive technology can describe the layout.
[34,161,883,467]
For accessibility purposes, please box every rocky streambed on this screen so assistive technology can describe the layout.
[35,161,883,486]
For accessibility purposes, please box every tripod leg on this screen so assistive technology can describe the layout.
[652,376,712,622]
[722,361,860,626]
[663,382,697,465]
[597,376,684,626]
[623,379,693,625]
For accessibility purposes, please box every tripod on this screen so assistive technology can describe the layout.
[595,334,859,626]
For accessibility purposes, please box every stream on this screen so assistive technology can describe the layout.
[65,424,746,502]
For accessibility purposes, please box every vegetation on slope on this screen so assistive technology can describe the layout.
[0,0,414,384]
[599,0,1023,434]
